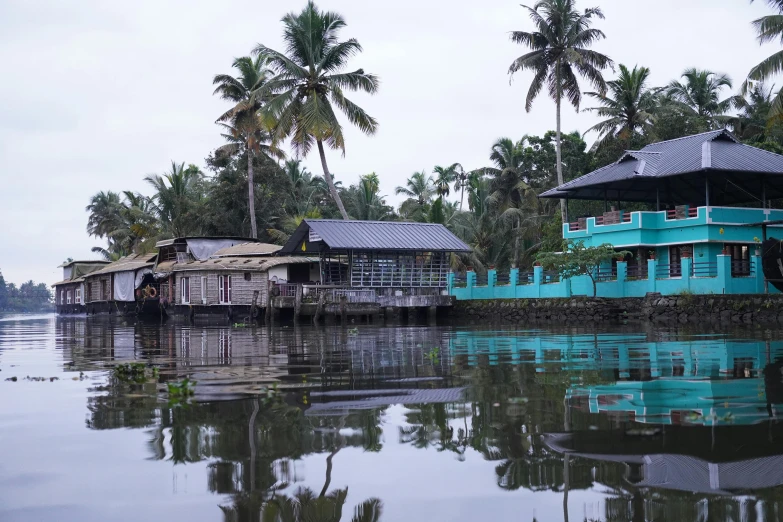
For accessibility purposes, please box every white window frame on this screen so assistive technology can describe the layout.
[66,290,72,304]
[219,275,232,304]
[181,277,190,304]
[200,276,207,304]
[75,287,82,304]
[60,290,65,305]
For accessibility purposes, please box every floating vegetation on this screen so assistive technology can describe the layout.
[424,347,440,364]
[5,376,17,382]
[167,377,196,400]
[348,328,359,335]
[113,363,158,383]
[233,322,249,328]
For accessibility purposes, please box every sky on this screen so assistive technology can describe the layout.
[0,0,778,286]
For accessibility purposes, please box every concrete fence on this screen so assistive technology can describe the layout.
[449,255,769,300]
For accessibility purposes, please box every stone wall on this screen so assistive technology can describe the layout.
[452,294,783,325]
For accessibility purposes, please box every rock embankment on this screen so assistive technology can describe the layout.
[452,294,783,325]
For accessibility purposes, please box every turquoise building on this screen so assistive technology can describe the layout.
[451,130,783,299]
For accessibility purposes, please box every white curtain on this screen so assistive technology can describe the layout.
[187,239,243,261]
[113,272,136,302]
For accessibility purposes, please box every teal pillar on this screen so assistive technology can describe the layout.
[717,254,731,294]
[681,257,692,291]
[510,268,519,287]
[467,270,476,299]
[617,261,627,297]
[488,269,497,290]
[752,255,764,293]
[533,265,543,298]
[447,271,455,294]
[647,259,657,293]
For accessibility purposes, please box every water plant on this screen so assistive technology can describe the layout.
[167,377,196,399]
[425,347,440,364]
[113,362,153,383]
[348,328,359,335]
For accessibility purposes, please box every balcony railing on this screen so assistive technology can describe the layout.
[595,267,618,282]
[731,260,753,277]
[691,262,717,278]
[626,265,648,280]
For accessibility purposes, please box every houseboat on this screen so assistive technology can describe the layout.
[52,260,110,314]
[159,239,318,321]
[278,219,471,321]
[452,129,783,300]
[82,253,159,315]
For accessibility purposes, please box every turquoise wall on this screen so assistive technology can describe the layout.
[450,255,772,299]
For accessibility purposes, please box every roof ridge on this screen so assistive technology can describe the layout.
[307,219,441,226]
[641,129,727,149]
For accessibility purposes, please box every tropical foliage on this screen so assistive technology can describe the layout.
[82,0,783,276]
[0,271,52,312]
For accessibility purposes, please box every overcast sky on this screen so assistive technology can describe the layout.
[0,0,777,286]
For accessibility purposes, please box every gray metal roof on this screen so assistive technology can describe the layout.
[540,130,783,205]
[280,219,471,253]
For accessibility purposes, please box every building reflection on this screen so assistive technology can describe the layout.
[57,318,783,521]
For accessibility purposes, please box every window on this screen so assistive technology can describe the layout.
[219,275,232,304]
[60,290,65,305]
[244,272,252,282]
[66,290,72,304]
[180,277,190,304]
[201,277,207,304]
[75,288,81,304]
[100,280,108,300]
[86,283,92,303]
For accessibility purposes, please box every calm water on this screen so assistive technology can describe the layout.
[2,314,783,521]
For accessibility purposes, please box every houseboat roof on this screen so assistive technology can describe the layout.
[280,219,471,253]
[166,256,318,273]
[154,236,257,248]
[540,129,783,205]
[88,253,158,276]
[57,260,110,268]
[212,242,281,257]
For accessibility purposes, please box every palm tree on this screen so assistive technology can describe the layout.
[396,170,434,221]
[584,64,658,148]
[730,82,777,143]
[485,138,531,268]
[747,1,783,122]
[345,174,391,221]
[433,164,461,198]
[254,1,380,221]
[144,161,204,237]
[665,68,740,128]
[508,0,613,223]
[213,56,285,238]
[86,191,123,240]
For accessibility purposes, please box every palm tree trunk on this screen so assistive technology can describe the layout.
[513,216,520,268]
[317,140,349,220]
[247,146,257,238]
[460,183,465,211]
[556,91,566,225]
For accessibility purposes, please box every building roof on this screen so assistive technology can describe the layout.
[154,236,258,248]
[168,256,318,273]
[540,129,783,205]
[87,253,158,276]
[57,260,110,268]
[280,219,472,253]
[212,242,281,257]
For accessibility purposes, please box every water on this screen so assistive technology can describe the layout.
[2,314,783,521]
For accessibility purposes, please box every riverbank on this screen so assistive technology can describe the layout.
[453,293,783,325]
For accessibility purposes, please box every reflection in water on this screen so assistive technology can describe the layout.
[2,315,783,521]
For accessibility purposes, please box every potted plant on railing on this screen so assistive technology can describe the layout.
[648,250,656,260]
[721,246,729,255]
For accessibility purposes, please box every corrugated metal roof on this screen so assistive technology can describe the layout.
[170,256,318,272]
[540,129,783,204]
[87,253,157,276]
[280,219,471,253]
[154,236,258,248]
[212,242,281,257]
[57,260,110,268]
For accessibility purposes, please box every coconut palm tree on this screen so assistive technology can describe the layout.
[213,56,285,238]
[144,161,204,238]
[396,170,434,221]
[584,64,658,148]
[345,174,391,221]
[508,0,613,223]
[747,1,783,122]
[253,1,380,220]
[665,68,740,128]
[730,82,778,143]
[433,164,462,198]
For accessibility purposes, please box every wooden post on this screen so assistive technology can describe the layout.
[294,284,302,321]
[265,282,272,324]
[340,295,347,325]
[251,290,259,324]
[314,289,326,324]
